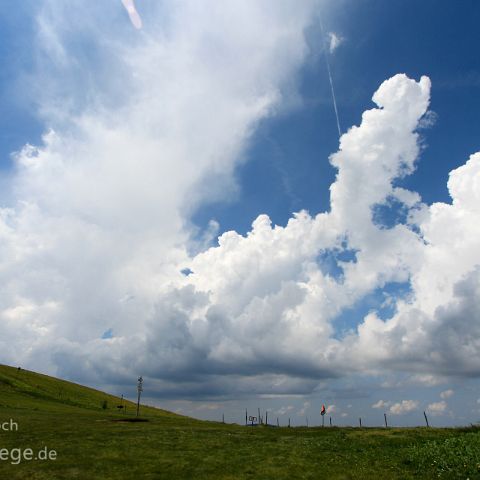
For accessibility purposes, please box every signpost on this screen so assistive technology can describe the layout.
[136,376,143,418]
[248,416,257,426]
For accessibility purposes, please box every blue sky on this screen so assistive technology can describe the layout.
[192,0,480,234]
[1,1,479,219]
[0,2,39,171]
[1,1,480,426]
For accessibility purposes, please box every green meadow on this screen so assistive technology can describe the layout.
[1,364,479,479]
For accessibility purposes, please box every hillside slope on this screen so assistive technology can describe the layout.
[0,363,180,419]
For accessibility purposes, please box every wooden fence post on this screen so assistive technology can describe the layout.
[424,411,430,427]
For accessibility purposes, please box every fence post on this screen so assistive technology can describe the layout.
[329,416,332,427]
[424,411,430,427]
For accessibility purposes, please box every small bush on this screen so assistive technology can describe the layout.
[101,400,108,410]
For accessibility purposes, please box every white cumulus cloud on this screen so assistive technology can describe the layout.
[372,400,390,409]
[389,400,419,415]
[276,405,295,416]
[440,389,454,399]
[297,401,311,416]
[328,32,344,53]
[0,0,479,402]
[426,401,447,416]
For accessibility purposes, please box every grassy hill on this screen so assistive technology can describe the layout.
[0,364,179,419]
[1,364,479,479]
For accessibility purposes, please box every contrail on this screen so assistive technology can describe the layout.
[122,0,142,29]
[319,17,342,139]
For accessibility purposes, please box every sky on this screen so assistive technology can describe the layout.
[0,0,480,427]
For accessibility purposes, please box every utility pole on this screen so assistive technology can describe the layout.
[136,376,143,417]
[384,413,388,428]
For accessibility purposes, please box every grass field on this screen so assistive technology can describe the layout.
[1,364,479,479]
